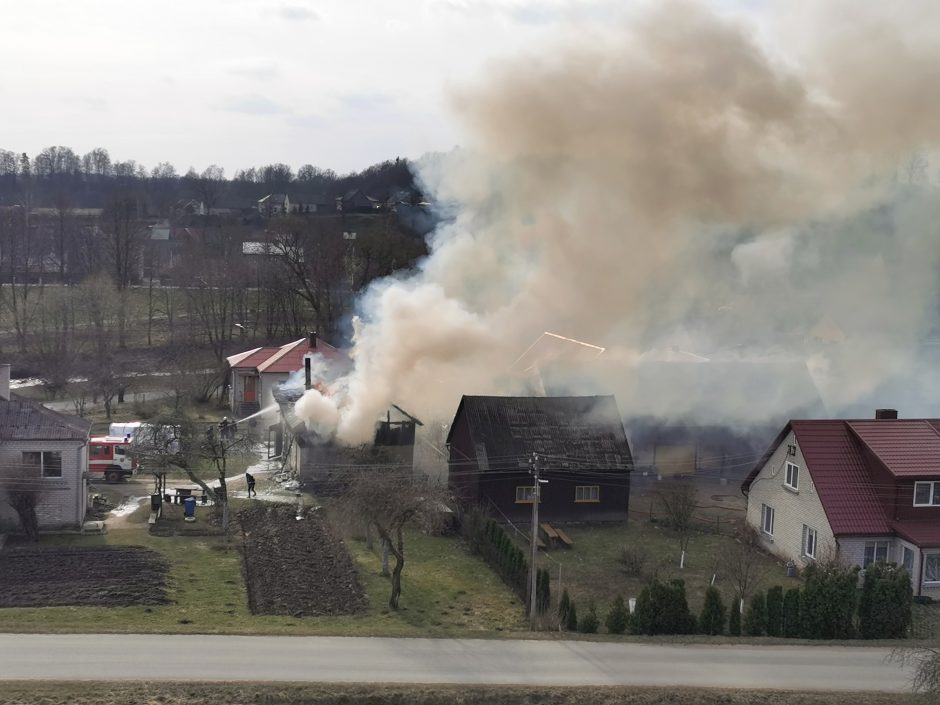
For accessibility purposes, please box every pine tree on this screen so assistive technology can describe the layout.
[728,597,742,636]
[783,588,801,638]
[606,595,630,635]
[699,585,727,636]
[765,586,784,637]
[558,589,572,629]
[565,601,579,632]
[744,592,767,636]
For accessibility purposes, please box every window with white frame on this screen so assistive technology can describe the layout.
[574,485,600,503]
[864,540,890,568]
[913,481,940,507]
[761,504,775,536]
[925,555,940,584]
[22,451,63,478]
[515,486,536,503]
[802,525,817,559]
[902,546,915,576]
[784,462,799,491]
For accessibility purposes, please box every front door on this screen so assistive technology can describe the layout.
[243,375,257,402]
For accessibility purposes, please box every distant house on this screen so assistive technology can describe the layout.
[257,193,290,217]
[742,409,940,598]
[225,333,348,420]
[0,364,92,534]
[336,189,382,213]
[447,395,633,524]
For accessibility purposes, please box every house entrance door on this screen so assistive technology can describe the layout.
[243,375,257,402]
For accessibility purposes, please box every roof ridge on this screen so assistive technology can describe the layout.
[257,338,305,372]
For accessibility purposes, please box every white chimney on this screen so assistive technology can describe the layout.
[0,364,10,401]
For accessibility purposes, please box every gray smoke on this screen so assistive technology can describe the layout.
[296,0,940,443]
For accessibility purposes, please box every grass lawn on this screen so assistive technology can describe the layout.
[534,518,802,617]
[0,683,922,705]
[0,519,525,637]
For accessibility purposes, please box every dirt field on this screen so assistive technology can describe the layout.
[0,682,923,705]
[0,545,169,608]
[238,504,366,617]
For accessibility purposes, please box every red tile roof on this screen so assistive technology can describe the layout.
[743,418,940,540]
[848,420,940,477]
[229,347,280,370]
[893,520,940,549]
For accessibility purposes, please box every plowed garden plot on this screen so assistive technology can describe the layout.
[0,546,169,608]
[239,504,366,617]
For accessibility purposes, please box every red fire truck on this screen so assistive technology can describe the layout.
[88,436,138,482]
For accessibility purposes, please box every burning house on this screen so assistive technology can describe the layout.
[447,395,633,524]
[273,349,422,494]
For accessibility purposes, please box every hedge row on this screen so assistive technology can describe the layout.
[476,519,550,612]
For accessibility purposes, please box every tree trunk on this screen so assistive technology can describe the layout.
[381,538,390,577]
[388,527,405,610]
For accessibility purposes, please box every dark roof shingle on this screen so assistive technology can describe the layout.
[0,395,92,441]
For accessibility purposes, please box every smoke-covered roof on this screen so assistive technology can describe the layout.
[447,395,633,471]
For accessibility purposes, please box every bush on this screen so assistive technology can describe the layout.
[630,579,696,635]
[699,585,726,636]
[579,601,599,633]
[558,588,572,629]
[606,595,630,635]
[765,586,784,637]
[728,597,742,636]
[619,545,650,578]
[783,588,801,638]
[801,560,858,639]
[744,592,767,636]
[858,562,912,639]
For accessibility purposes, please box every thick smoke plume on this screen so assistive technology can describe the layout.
[297,0,940,443]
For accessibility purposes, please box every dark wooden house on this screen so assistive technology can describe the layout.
[447,395,633,524]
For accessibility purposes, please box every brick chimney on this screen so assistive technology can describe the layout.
[0,364,10,401]
[875,408,898,420]
[308,331,318,349]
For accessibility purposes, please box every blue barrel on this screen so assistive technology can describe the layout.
[183,496,197,518]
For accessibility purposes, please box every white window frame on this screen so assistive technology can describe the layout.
[913,481,940,507]
[864,540,890,568]
[574,485,600,503]
[784,462,799,491]
[902,545,915,576]
[925,554,940,585]
[515,486,536,503]
[802,525,817,559]
[761,504,775,536]
[23,450,63,479]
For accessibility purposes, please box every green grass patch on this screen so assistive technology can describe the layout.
[0,523,525,637]
[535,519,802,615]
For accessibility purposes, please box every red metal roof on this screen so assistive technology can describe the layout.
[743,418,940,540]
[228,338,350,374]
[229,347,280,370]
[893,520,940,549]
[848,420,940,477]
[789,420,892,536]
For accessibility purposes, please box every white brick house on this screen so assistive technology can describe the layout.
[0,365,92,533]
[742,411,940,599]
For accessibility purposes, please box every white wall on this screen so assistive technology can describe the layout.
[0,439,87,531]
[745,430,838,566]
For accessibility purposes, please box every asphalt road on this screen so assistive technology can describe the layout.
[0,634,912,691]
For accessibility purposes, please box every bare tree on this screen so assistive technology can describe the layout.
[893,646,940,694]
[901,151,929,185]
[0,463,45,541]
[134,415,253,534]
[337,471,450,610]
[721,525,766,607]
[657,479,697,568]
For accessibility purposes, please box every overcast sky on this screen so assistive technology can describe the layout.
[0,0,762,175]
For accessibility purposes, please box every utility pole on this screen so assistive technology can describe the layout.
[528,452,541,626]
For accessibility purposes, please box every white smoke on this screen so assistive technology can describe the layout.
[296,0,940,442]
